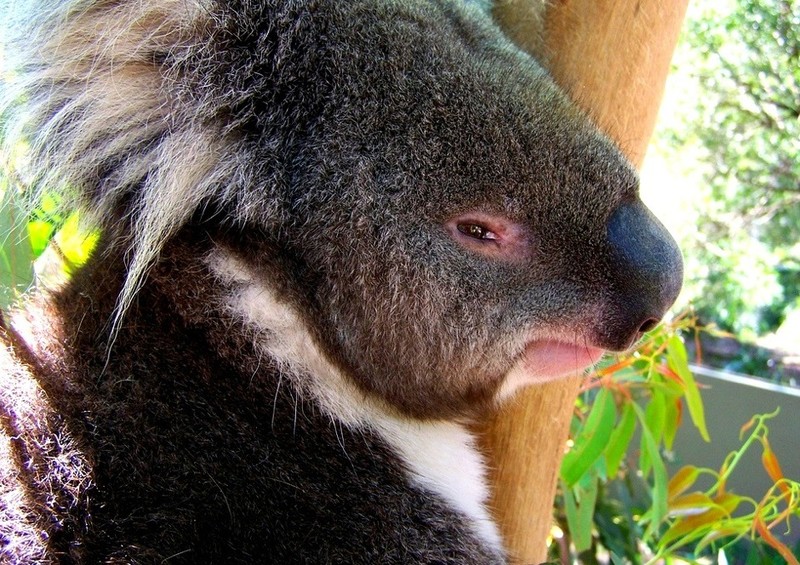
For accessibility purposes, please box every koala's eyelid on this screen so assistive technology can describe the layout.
[445,214,532,262]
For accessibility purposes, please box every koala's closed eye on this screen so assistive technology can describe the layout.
[446,214,532,262]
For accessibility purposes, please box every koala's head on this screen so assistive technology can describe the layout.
[18,0,682,418]
[204,1,683,417]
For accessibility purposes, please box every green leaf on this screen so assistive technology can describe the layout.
[695,525,747,555]
[667,334,710,442]
[605,402,636,477]
[562,471,600,553]
[561,388,616,488]
[639,390,668,476]
[663,397,681,451]
[646,390,667,447]
[0,180,34,309]
[633,402,669,540]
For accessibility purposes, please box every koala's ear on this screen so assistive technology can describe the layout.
[14,2,204,213]
[6,2,257,324]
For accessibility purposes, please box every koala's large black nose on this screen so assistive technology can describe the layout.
[603,200,683,350]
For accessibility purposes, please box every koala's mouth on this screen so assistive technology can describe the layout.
[495,339,606,402]
[520,339,606,383]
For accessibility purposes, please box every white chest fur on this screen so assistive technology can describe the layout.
[209,249,502,553]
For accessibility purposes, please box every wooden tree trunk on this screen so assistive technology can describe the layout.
[483,1,689,563]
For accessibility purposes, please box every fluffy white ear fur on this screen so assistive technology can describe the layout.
[208,248,503,553]
[8,0,234,336]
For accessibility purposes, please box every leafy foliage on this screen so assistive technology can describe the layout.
[663,0,800,339]
[551,317,800,563]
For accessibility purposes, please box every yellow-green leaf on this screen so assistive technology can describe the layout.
[54,213,99,269]
[0,182,34,308]
[695,525,747,554]
[667,334,710,442]
[26,220,56,256]
[713,491,743,515]
[646,391,667,447]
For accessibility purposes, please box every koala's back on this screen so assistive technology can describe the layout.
[0,241,502,563]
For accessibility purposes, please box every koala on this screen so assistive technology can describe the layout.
[0,0,682,562]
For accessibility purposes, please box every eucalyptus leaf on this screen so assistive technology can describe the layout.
[561,388,616,488]
[667,334,710,442]
[633,402,668,540]
[605,402,636,477]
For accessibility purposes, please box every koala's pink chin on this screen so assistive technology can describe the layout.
[522,340,606,383]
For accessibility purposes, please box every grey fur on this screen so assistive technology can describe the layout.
[0,0,682,562]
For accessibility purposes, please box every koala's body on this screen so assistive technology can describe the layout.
[0,0,682,562]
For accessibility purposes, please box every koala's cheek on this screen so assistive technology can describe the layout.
[330,282,503,416]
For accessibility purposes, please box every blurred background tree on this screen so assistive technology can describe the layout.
[653,0,800,343]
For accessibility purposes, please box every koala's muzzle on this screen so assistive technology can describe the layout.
[602,200,683,351]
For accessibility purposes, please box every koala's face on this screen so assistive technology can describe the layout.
[227,2,683,417]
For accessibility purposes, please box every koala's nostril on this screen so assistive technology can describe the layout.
[639,318,659,334]
[602,199,684,351]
